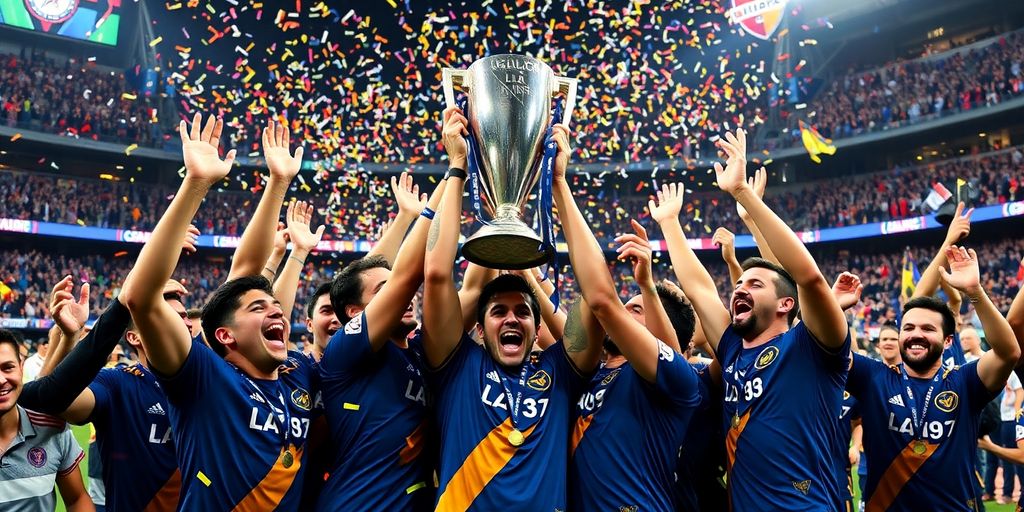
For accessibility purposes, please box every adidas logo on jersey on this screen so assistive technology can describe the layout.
[250,393,266,404]
[486,371,500,383]
[888,395,905,407]
[147,403,166,415]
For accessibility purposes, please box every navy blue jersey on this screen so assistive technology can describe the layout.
[428,334,588,511]
[848,354,994,512]
[569,342,700,511]
[158,341,320,511]
[316,313,433,511]
[674,361,727,512]
[944,332,967,369]
[88,364,179,511]
[718,322,851,510]
[837,392,860,502]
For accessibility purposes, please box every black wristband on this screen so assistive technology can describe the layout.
[446,167,468,180]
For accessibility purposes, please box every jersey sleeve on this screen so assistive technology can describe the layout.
[57,427,86,476]
[963,360,1000,413]
[426,331,478,390]
[1015,409,1024,444]
[85,368,120,424]
[653,341,701,407]
[155,339,219,406]
[319,312,375,379]
[847,353,883,398]
[1009,371,1023,391]
[795,321,851,373]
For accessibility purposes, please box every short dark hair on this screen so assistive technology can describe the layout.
[476,274,541,328]
[306,282,333,319]
[740,257,799,324]
[902,296,956,338]
[0,329,24,362]
[201,275,274,357]
[186,308,202,320]
[656,283,696,344]
[878,321,900,338]
[330,256,391,323]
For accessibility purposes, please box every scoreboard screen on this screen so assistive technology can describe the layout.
[0,0,123,46]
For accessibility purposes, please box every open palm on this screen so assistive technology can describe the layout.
[180,113,235,184]
[262,120,303,181]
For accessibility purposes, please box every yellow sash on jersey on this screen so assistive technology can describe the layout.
[866,440,938,512]
[231,444,303,512]
[435,419,537,511]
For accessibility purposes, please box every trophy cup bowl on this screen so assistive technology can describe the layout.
[443,54,577,270]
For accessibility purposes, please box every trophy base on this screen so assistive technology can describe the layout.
[462,221,554,270]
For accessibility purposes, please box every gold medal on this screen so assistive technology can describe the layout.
[507,428,524,447]
[282,449,294,469]
[912,440,927,456]
[731,413,740,430]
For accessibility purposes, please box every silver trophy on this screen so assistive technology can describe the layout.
[443,54,578,270]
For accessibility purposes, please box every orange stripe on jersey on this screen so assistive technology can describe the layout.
[724,411,751,473]
[435,419,537,511]
[143,469,181,512]
[571,414,594,455]
[866,440,938,512]
[231,444,303,512]
[399,420,428,466]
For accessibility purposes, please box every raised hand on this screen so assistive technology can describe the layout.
[712,227,736,255]
[262,119,304,181]
[551,124,571,181]
[50,276,89,336]
[736,166,767,221]
[182,224,200,255]
[944,202,974,245]
[648,182,685,224]
[271,222,290,255]
[939,245,982,297]
[180,113,236,184]
[391,171,427,215]
[286,200,326,253]
[713,128,750,197]
[374,218,395,243]
[615,219,655,288]
[161,279,189,299]
[831,272,864,311]
[442,107,469,169]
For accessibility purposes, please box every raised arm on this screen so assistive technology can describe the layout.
[650,184,731,353]
[423,106,469,367]
[367,173,426,266]
[616,219,680,353]
[715,130,847,349]
[122,113,235,375]
[942,246,1019,392]
[914,202,972,300]
[228,120,302,280]
[262,223,289,283]
[735,167,779,265]
[459,263,500,335]
[361,175,446,351]
[517,268,565,345]
[40,277,89,378]
[273,200,325,326]
[1009,267,1024,362]
[551,125,638,376]
[713,227,743,286]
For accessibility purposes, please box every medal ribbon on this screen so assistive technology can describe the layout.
[497,362,531,431]
[233,364,292,449]
[900,364,942,440]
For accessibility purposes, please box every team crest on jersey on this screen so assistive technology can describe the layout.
[27,447,47,468]
[618,506,639,512]
[754,346,780,370]
[601,368,621,386]
[291,388,312,411]
[657,341,675,362]
[792,479,811,495]
[934,391,959,413]
[345,315,363,335]
[843,391,850,400]
[527,370,551,391]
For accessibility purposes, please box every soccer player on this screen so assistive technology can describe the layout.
[651,128,852,510]
[421,109,603,511]
[559,172,702,511]
[123,114,319,510]
[19,277,188,512]
[847,246,1019,511]
[313,174,446,511]
[0,329,92,511]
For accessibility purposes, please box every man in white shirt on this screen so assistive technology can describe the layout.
[961,326,985,362]
[991,370,1024,504]
[22,337,48,383]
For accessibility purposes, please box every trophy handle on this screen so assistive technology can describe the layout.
[554,77,579,128]
[442,68,469,110]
